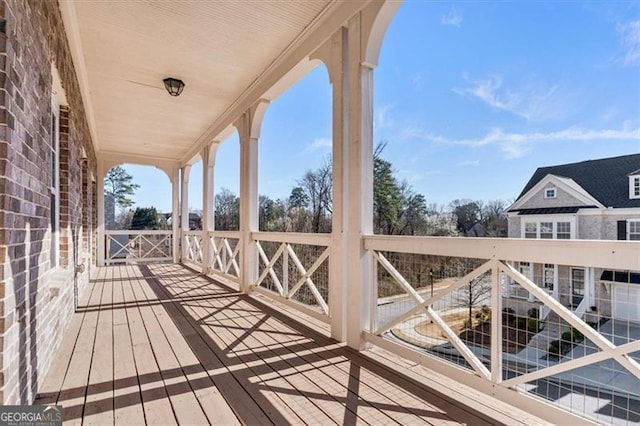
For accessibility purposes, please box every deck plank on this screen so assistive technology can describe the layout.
[126,265,210,425]
[157,264,431,424]
[56,266,106,425]
[249,288,504,425]
[35,267,100,406]
[158,266,378,425]
[128,265,240,426]
[156,265,340,425]
[120,264,177,425]
[111,265,146,425]
[82,264,115,425]
[137,264,293,425]
[34,264,550,426]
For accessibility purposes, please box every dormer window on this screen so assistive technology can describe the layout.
[544,188,556,199]
[631,175,640,199]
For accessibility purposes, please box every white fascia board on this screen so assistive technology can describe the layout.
[579,207,640,216]
[59,0,100,153]
[509,174,605,211]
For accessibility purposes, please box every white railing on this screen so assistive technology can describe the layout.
[104,230,172,265]
[251,231,331,322]
[363,235,640,424]
[183,230,203,265]
[208,230,240,282]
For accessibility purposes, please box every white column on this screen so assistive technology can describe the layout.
[96,161,106,266]
[181,165,191,262]
[171,167,180,263]
[490,262,502,383]
[237,102,268,293]
[586,267,595,309]
[344,14,374,350]
[201,143,218,274]
[239,128,258,293]
[316,29,347,342]
[528,264,536,302]
[553,264,559,300]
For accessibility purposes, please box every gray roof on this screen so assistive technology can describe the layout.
[517,153,640,208]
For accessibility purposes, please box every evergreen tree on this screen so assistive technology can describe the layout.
[131,207,159,230]
[373,143,403,235]
[105,166,140,209]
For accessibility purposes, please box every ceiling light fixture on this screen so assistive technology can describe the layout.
[163,77,185,97]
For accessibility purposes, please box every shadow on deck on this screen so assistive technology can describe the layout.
[35,264,539,425]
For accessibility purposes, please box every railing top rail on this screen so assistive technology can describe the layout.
[208,230,241,238]
[105,229,173,236]
[184,230,202,236]
[363,234,640,271]
[251,231,331,246]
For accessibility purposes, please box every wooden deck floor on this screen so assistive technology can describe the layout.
[36,264,545,425]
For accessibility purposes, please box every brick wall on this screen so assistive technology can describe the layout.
[0,0,97,404]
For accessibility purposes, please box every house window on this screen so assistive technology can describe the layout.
[556,221,571,239]
[544,188,556,199]
[629,220,640,241]
[571,268,585,296]
[543,264,554,290]
[524,220,572,239]
[519,262,531,278]
[50,103,60,268]
[630,176,640,199]
[540,222,553,239]
[524,222,537,238]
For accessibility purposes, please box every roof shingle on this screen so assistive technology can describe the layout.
[517,154,640,208]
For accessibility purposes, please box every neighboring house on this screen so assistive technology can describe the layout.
[164,212,202,230]
[506,153,640,322]
[189,213,202,230]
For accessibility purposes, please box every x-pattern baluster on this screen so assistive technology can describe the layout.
[285,245,329,314]
[255,241,285,295]
[107,235,131,261]
[373,253,494,379]
[139,234,171,259]
[223,238,240,277]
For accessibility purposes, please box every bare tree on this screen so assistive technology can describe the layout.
[481,199,508,237]
[298,158,332,233]
[215,188,239,231]
[455,275,492,329]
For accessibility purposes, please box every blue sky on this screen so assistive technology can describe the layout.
[124,0,640,213]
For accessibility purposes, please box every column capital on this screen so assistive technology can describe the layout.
[234,99,270,142]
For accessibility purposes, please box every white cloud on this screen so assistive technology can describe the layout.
[410,74,423,89]
[405,125,640,159]
[398,125,427,141]
[458,159,480,167]
[454,75,563,122]
[617,20,640,65]
[375,104,395,131]
[301,137,332,155]
[441,10,463,27]
[397,170,427,183]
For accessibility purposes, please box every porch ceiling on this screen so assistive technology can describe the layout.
[61,0,333,163]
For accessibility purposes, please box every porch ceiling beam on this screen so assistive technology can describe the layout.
[99,150,181,179]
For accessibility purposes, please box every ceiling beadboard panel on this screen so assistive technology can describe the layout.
[72,0,331,160]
